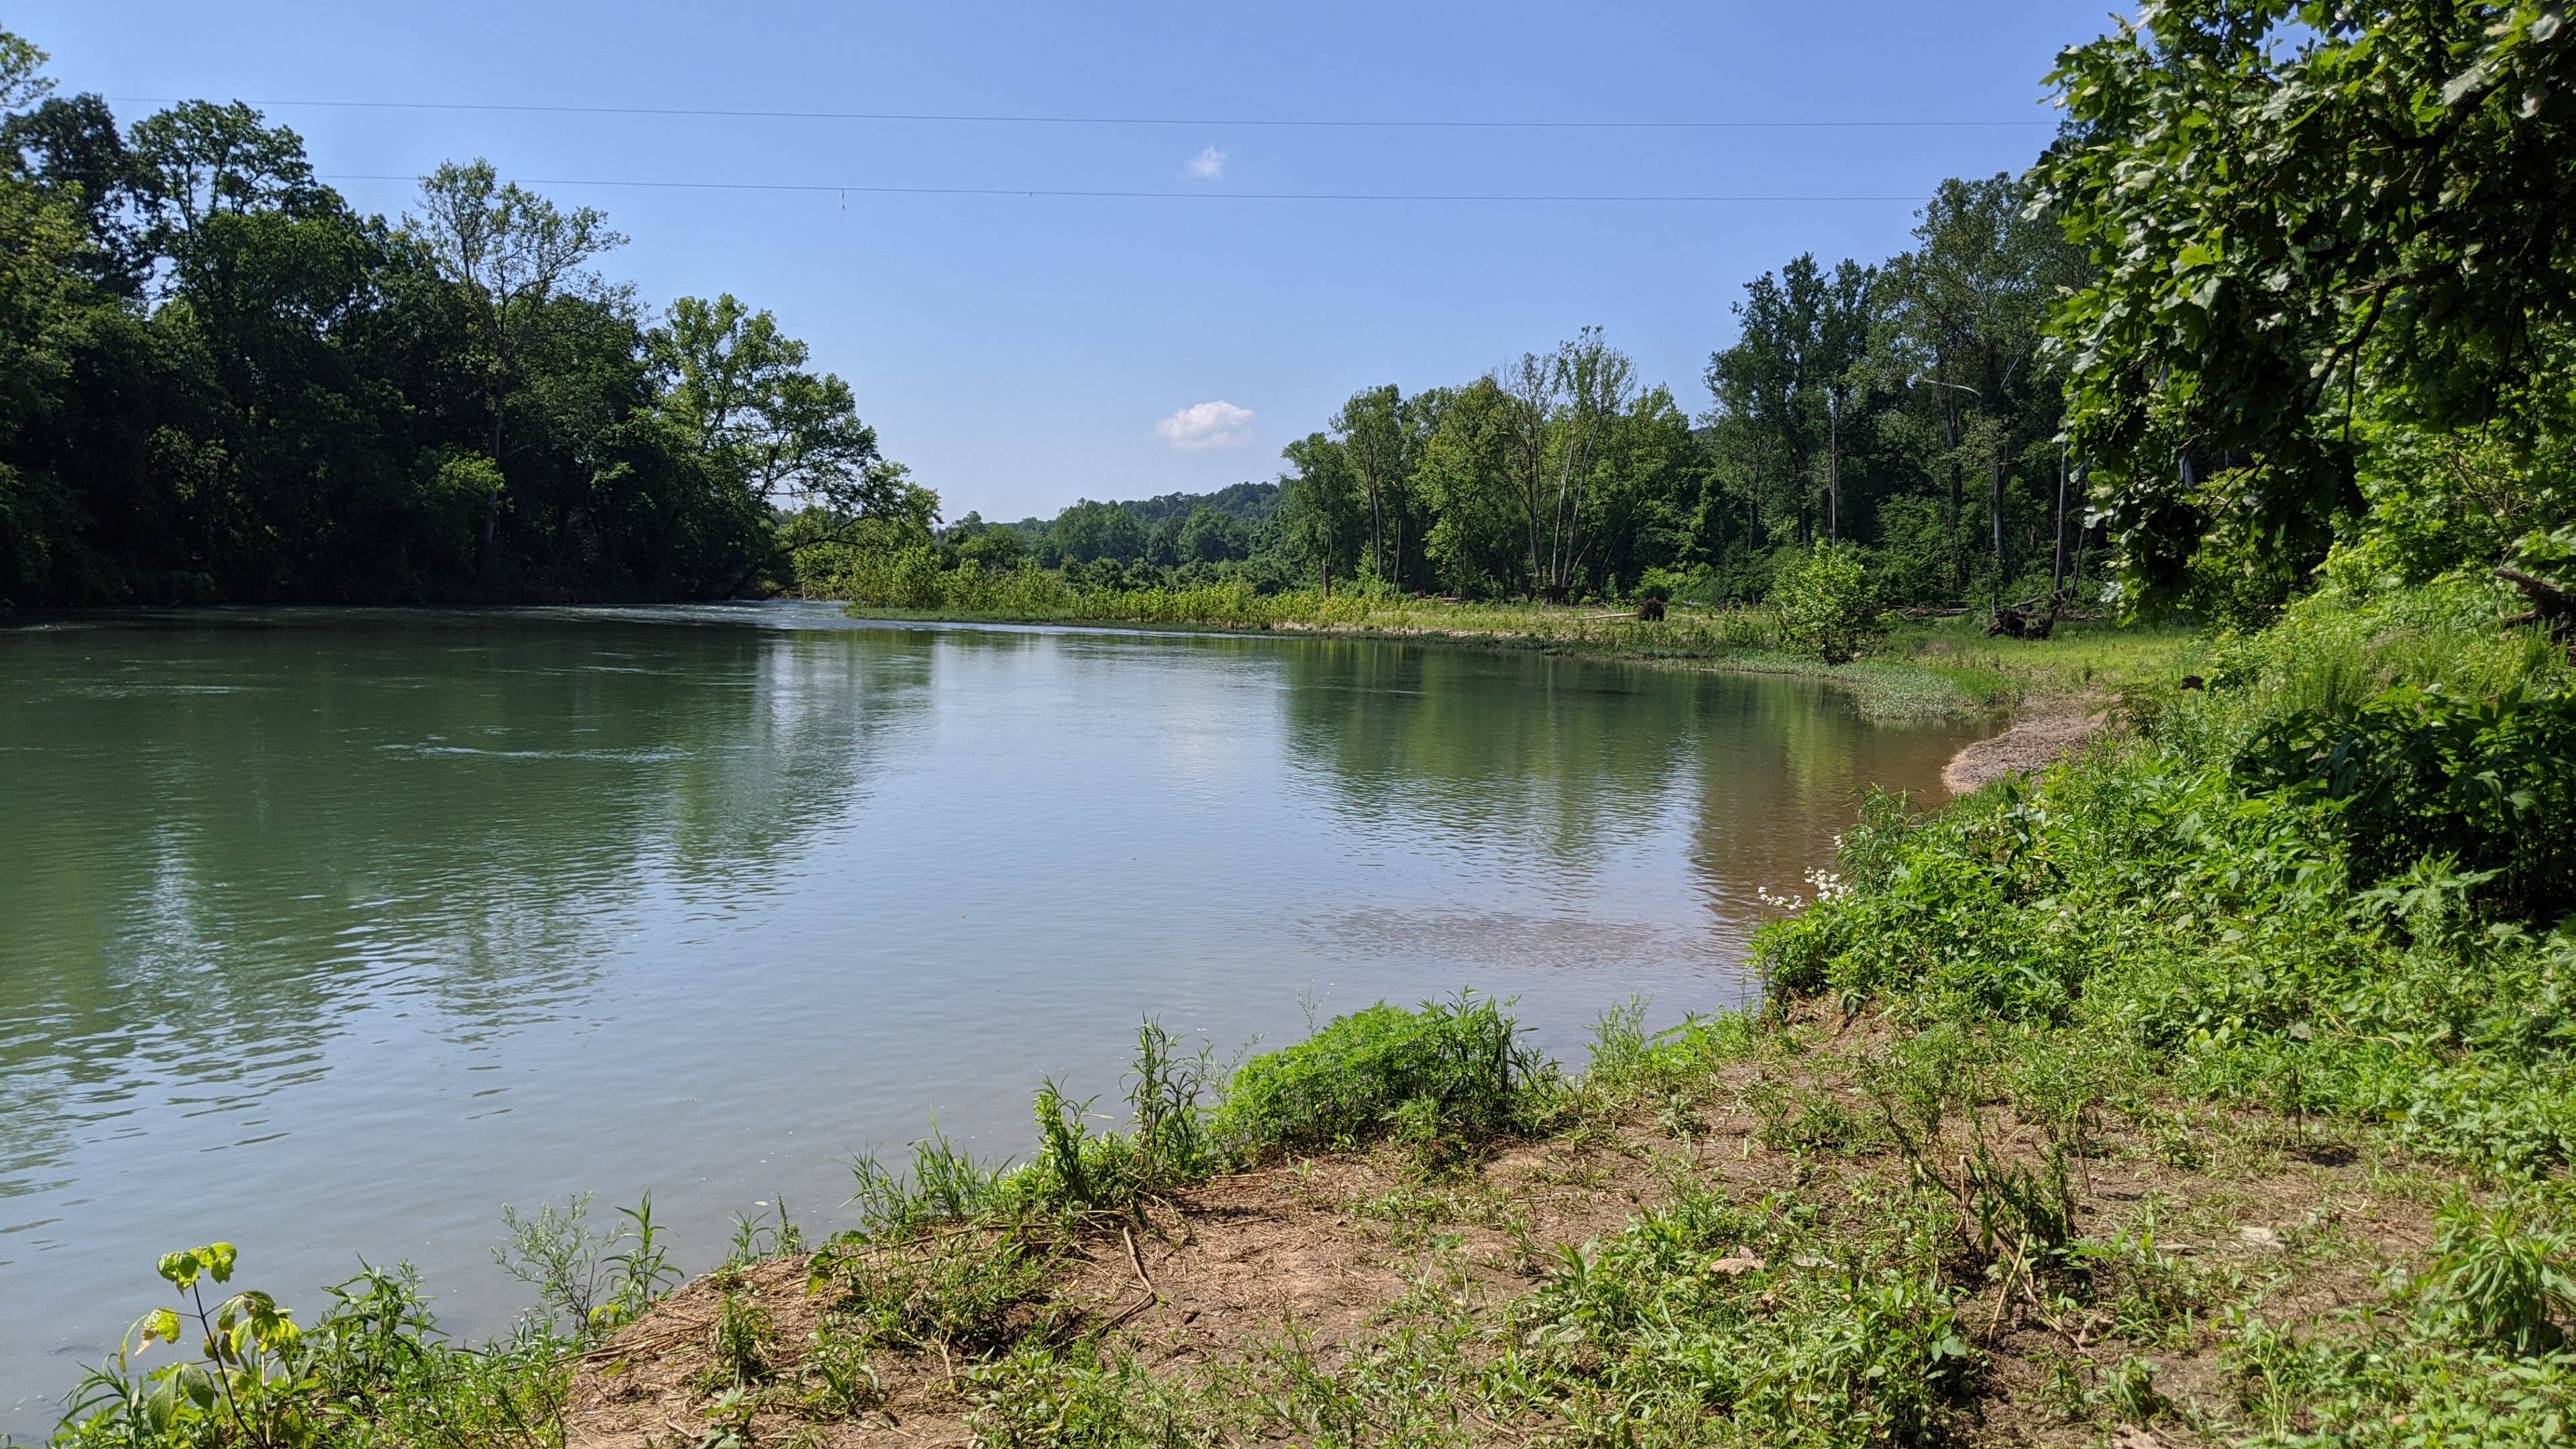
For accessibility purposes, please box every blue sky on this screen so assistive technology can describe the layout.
[17,3,2110,523]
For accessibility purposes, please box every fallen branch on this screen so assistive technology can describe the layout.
[1122,1224,1157,1295]
[2498,565,2575,636]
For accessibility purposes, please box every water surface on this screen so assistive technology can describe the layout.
[0,604,1974,1428]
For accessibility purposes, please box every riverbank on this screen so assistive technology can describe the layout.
[839,594,2196,727]
[558,582,2576,1449]
[53,582,2570,1448]
[1940,694,2108,794]
[558,1000,2450,1449]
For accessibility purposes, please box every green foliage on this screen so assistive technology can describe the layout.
[844,1126,1014,1238]
[1758,588,2576,1179]
[1521,1187,1976,1446]
[965,1338,1197,1449]
[804,1231,1058,1357]
[722,1196,805,1269]
[491,1193,678,1343]
[2236,681,2576,920]
[2224,1199,2576,1447]
[1770,541,1884,663]
[1213,996,1548,1162]
[0,33,902,606]
[54,1246,576,1449]
[1016,1022,1218,1218]
[2418,1194,2576,1356]
[796,1320,881,1417]
[701,1285,775,1391]
[2036,1,2576,606]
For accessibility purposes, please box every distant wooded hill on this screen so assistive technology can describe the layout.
[1001,482,1280,537]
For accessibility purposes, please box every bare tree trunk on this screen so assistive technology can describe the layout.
[482,380,506,556]
[2051,445,2069,598]
[1990,453,2007,574]
[1827,388,1841,545]
[1367,484,1385,584]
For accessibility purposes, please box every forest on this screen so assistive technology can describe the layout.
[816,180,2098,619]
[16,3,2571,630]
[0,30,902,606]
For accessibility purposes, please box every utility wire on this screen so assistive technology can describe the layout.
[320,172,1931,203]
[119,97,2053,131]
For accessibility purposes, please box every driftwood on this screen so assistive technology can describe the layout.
[2499,566,2575,637]
[1986,595,2063,641]
[1900,606,1973,619]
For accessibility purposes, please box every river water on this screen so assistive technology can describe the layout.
[0,604,1976,1428]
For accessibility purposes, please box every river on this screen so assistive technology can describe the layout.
[0,604,1976,1429]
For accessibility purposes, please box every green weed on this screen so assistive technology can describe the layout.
[1214,994,1548,1162]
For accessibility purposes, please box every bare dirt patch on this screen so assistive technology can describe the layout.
[565,1038,2437,1449]
[1944,696,2110,794]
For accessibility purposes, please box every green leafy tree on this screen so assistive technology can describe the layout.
[1280,431,1364,594]
[1705,254,1876,545]
[1878,175,2080,593]
[2035,1,2576,608]
[1330,383,1413,588]
[1415,380,1527,598]
[405,158,625,555]
[1771,541,1883,663]
[1051,499,1148,564]
[1505,327,1638,600]
[1175,504,1244,563]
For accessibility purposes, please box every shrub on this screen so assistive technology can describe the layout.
[1013,1022,1217,1216]
[2234,682,2576,921]
[805,1232,1057,1356]
[1770,541,1883,663]
[1213,996,1547,1160]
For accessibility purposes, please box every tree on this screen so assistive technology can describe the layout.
[1705,257,1872,546]
[1415,380,1524,598]
[1583,386,1703,594]
[5,92,148,294]
[1879,176,2080,590]
[1177,504,1244,563]
[1505,328,1636,600]
[128,102,330,267]
[647,293,894,589]
[1279,432,1362,594]
[1052,500,1148,564]
[1330,384,1409,588]
[2035,1,2576,607]
[406,159,625,553]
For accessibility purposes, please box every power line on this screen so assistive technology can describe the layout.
[320,172,1933,203]
[116,97,2054,131]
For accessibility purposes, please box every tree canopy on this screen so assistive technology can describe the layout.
[0,34,900,606]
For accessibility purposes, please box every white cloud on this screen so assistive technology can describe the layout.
[1154,400,1254,451]
[1183,145,1227,181]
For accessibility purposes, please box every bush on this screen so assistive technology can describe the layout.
[2233,682,2576,922]
[1213,996,1546,1160]
[1770,541,1883,663]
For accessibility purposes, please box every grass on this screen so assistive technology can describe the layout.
[46,577,2576,1447]
[843,573,2200,723]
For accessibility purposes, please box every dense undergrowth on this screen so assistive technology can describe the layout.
[43,582,2576,1448]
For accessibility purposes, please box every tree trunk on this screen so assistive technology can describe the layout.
[1827,388,1841,545]
[2051,445,2069,599]
[1365,475,1385,584]
[1990,454,2007,573]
